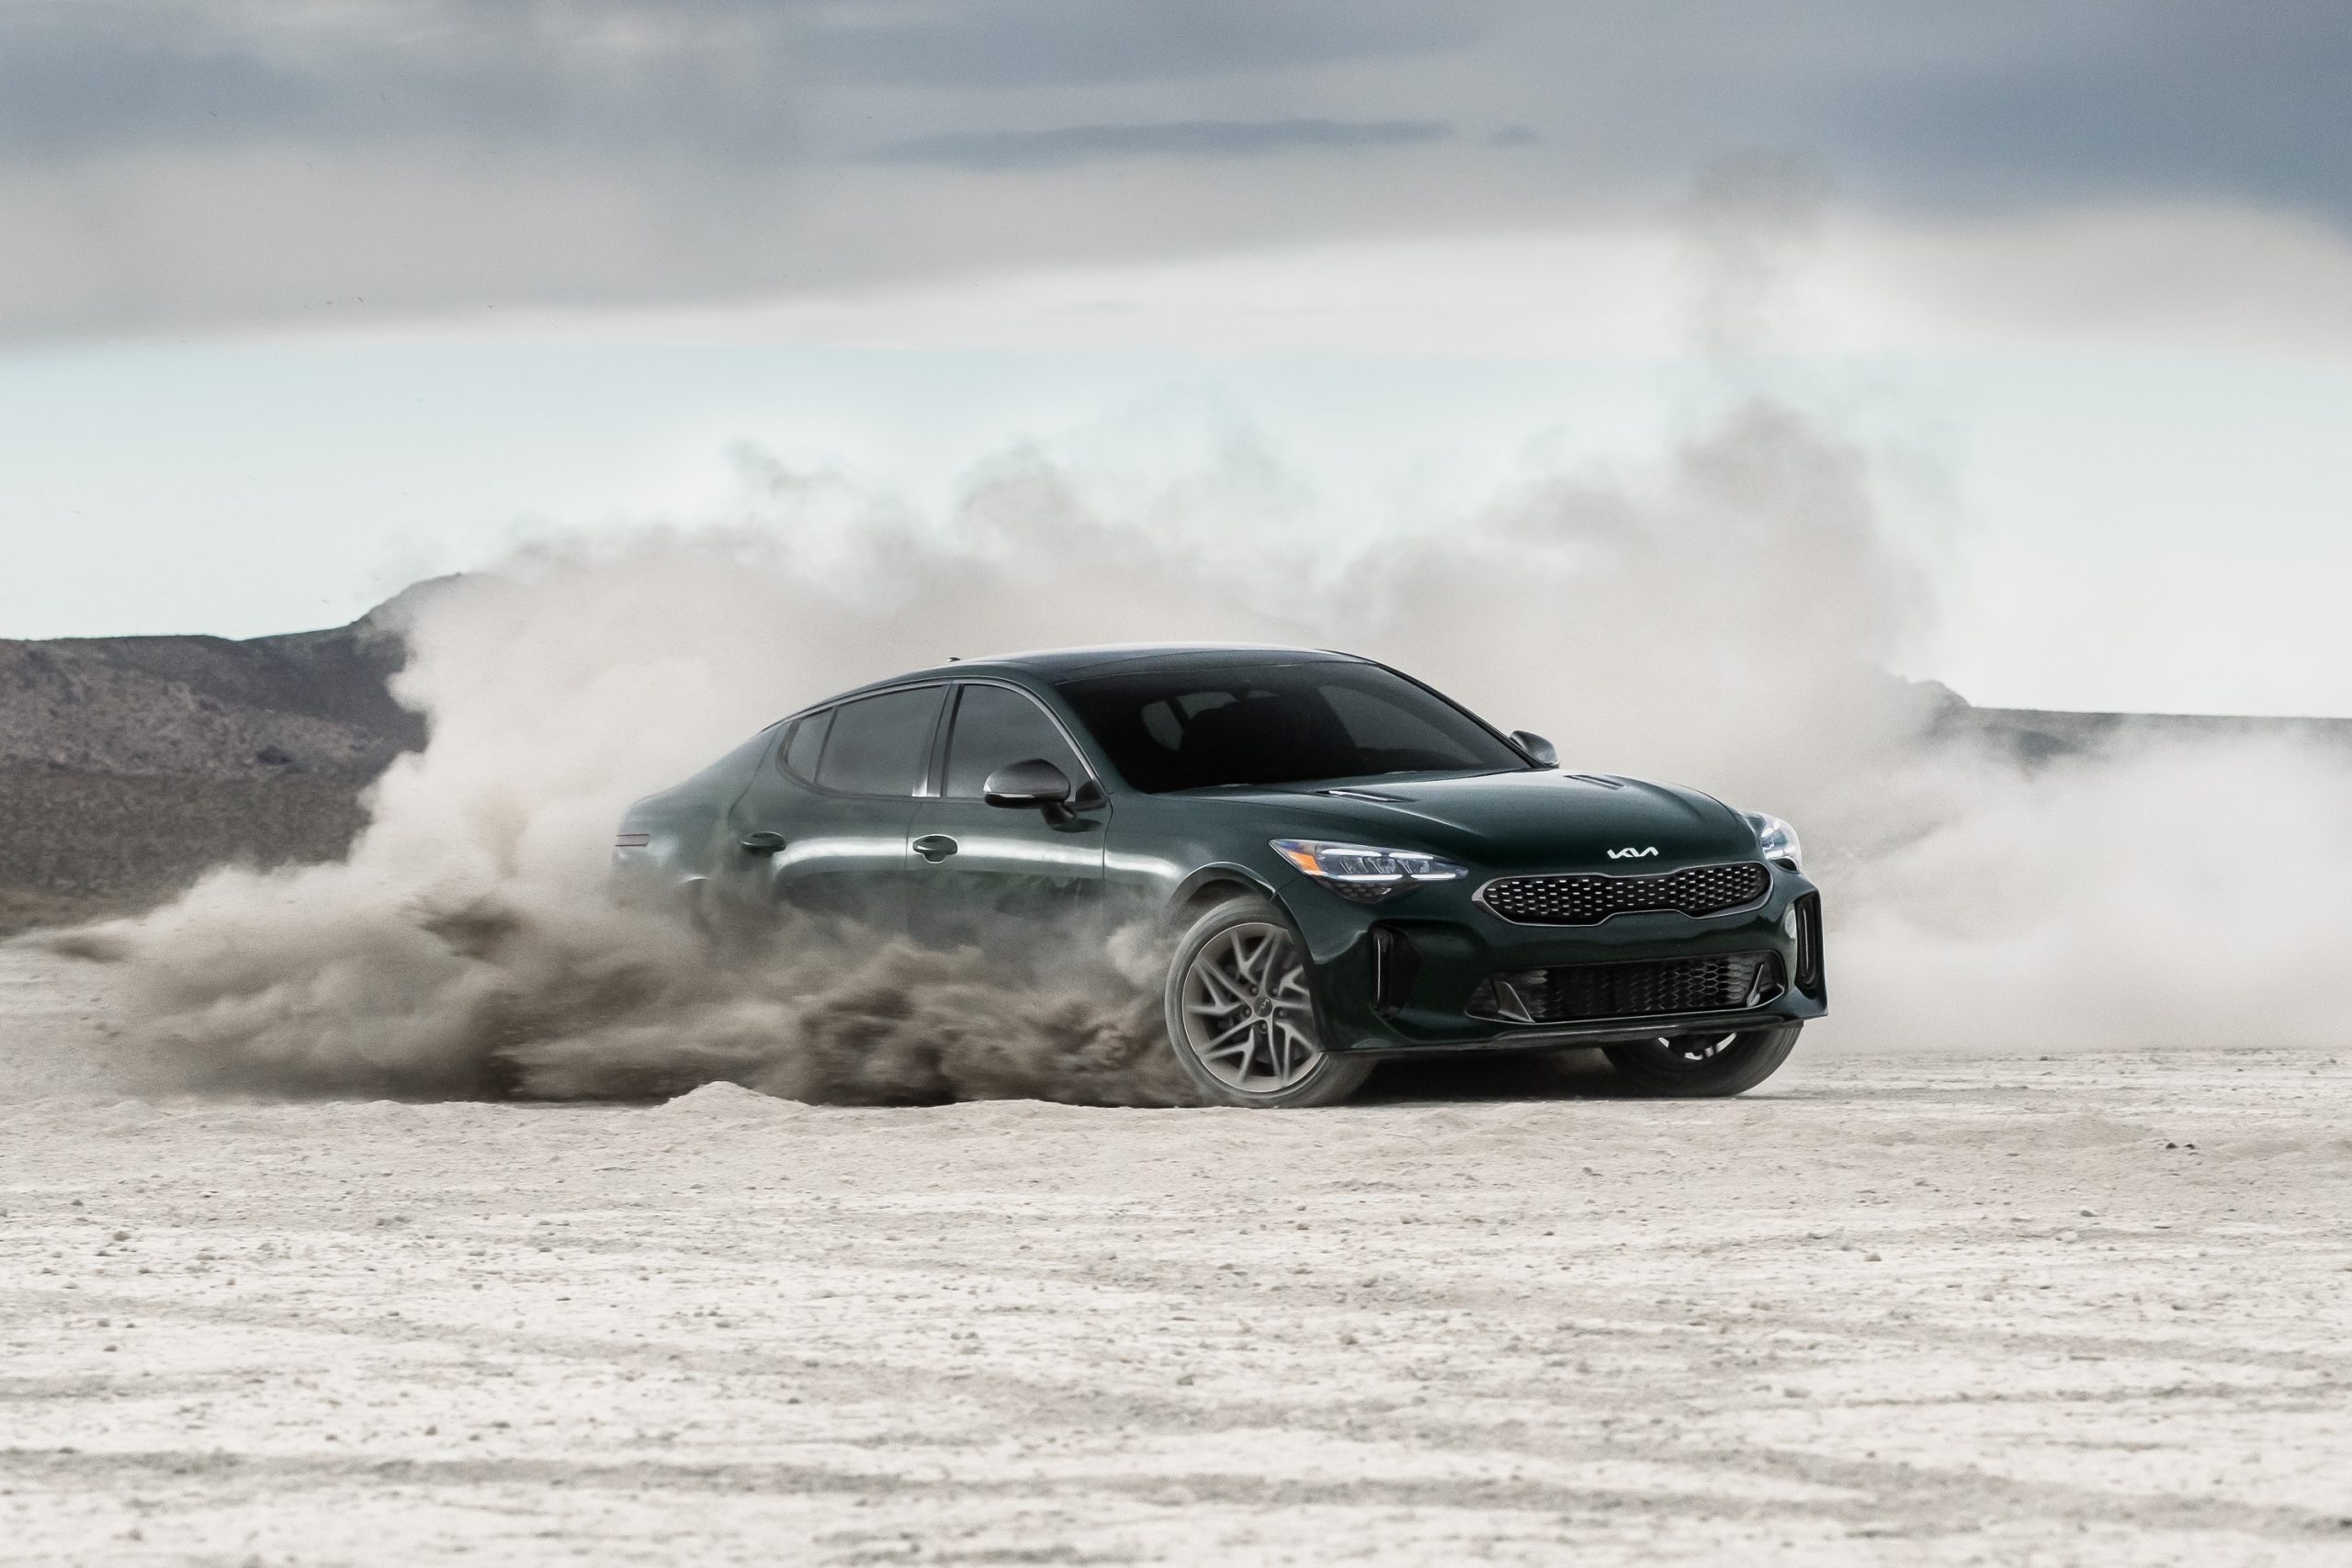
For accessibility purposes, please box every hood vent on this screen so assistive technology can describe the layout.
[1315,787,1411,803]
[1566,773,1625,789]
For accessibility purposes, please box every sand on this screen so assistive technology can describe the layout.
[3,941,2348,1565]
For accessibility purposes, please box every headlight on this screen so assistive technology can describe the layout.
[1272,840,1469,903]
[1746,812,1802,870]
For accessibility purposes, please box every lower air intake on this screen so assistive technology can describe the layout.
[1468,951,1784,1025]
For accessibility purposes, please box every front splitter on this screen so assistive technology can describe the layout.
[1333,1004,1807,1057]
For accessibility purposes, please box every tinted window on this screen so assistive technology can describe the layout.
[944,684,1087,798]
[780,710,830,782]
[1325,685,1474,760]
[1057,661,1527,793]
[815,687,944,795]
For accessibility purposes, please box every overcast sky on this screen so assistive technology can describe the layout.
[5,1,2351,713]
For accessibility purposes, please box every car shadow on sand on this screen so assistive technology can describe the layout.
[1357,1046,1658,1103]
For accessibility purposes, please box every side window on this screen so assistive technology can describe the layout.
[814,687,944,796]
[944,684,1088,798]
[780,710,830,782]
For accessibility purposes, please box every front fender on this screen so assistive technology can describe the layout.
[1165,861,1294,925]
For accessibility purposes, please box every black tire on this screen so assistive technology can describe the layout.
[1601,1024,1802,1098]
[1163,897,1374,1108]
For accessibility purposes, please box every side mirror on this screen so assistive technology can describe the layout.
[1510,730,1558,767]
[983,758,1075,816]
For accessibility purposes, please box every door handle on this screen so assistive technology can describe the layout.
[912,834,959,863]
[740,830,786,854]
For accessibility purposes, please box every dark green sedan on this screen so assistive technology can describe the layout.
[614,645,1825,1106]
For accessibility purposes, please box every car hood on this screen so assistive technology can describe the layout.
[1193,769,1760,874]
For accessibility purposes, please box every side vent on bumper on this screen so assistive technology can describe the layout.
[1370,925,1421,1018]
[1792,892,1825,1000]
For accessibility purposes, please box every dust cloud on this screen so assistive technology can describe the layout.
[37,382,2351,1104]
[54,883,1190,1104]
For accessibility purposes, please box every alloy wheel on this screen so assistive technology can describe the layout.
[1651,1032,1739,1066]
[1179,922,1324,1092]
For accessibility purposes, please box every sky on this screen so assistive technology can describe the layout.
[3,0,2350,715]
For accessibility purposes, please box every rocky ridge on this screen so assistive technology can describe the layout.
[0,594,429,931]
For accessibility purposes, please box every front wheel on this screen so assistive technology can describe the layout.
[1601,1024,1802,1098]
[1164,897,1373,1108]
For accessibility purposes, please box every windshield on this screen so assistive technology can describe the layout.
[1057,660,1531,793]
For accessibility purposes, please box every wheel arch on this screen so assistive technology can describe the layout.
[1165,863,1284,930]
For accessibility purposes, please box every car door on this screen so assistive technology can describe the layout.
[906,680,1108,949]
[720,683,947,930]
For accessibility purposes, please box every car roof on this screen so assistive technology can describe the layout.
[893,643,1368,684]
[789,644,1373,716]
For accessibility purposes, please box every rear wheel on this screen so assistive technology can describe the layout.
[1164,897,1373,1108]
[1601,1024,1802,1098]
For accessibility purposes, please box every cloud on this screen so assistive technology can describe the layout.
[803,0,1480,90]
[1820,1,2352,219]
[869,118,1452,171]
[1,1,2348,341]
[0,12,314,156]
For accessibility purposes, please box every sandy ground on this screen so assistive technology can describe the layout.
[3,942,2349,1566]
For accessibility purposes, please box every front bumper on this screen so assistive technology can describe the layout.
[1278,862,1826,1055]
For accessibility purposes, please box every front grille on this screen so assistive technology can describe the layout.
[1478,862,1769,925]
[1468,952,1784,1025]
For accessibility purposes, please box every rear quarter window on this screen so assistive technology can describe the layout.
[779,710,830,782]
